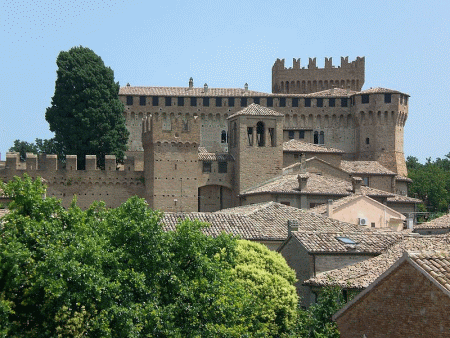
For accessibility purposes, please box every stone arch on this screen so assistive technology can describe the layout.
[281,81,285,92]
[313,80,317,92]
[340,80,345,88]
[302,81,306,93]
[324,80,328,89]
[324,114,329,128]
[291,81,295,92]
[296,81,300,91]
[339,114,344,127]
[319,80,323,90]
[286,81,290,93]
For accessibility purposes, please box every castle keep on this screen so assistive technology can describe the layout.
[0,57,415,215]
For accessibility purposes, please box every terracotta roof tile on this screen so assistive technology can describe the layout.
[283,140,344,153]
[409,250,450,292]
[305,88,356,97]
[227,103,284,119]
[340,161,396,175]
[304,234,450,289]
[415,213,450,230]
[198,148,234,161]
[357,87,407,95]
[119,86,270,97]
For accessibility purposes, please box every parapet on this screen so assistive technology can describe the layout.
[1,153,138,173]
[272,56,365,71]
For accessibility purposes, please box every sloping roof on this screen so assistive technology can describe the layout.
[283,140,344,153]
[242,173,394,197]
[227,103,284,119]
[215,201,369,239]
[396,175,413,183]
[292,231,401,254]
[305,88,356,97]
[304,235,450,289]
[198,147,234,161]
[415,213,450,230]
[160,212,271,240]
[386,194,422,203]
[409,251,450,291]
[340,161,396,175]
[357,87,407,95]
[119,86,270,97]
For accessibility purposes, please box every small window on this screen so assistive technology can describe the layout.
[336,236,357,245]
[280,97,286,107]
[247,127,253,146]
[228,97,235,107]
[305,98,311,107]
[178,97,184,106]
[341,98,348,107]
[384,94,391,104]
[216,97,222,107]
[317,98,323,107]
[280,201,290,206]
[288,131,295,139]
[165,97,172,106]
[266,97,273,107]
[292,98,299,107]
[361,94,369,104]
[152,96,159,106]
[139,96,146,106]
[190,97,197,106]
[253,97,260,104]
[241,98,247,107]
[299,130,305,139]
[203,97,210,107]
[329,98,335,107]
[126,96,133,105]
[269,128,275,147]
[371,222,376,228]
[257,121,265,147]
[221,130,227,143]
[362,177,369,186]
[314,131,319,144]
[218,161,227,173]
[202,162,211,173]
[366,137,370,145]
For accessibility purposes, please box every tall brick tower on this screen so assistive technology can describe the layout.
[142,113,200,211]
[228,104,284,199]
[351,88,409,176]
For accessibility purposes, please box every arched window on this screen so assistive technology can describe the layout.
[257,121,265,147]
[221,130,227,143]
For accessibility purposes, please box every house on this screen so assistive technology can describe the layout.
[310,194,406,231]
[333,250,450,338]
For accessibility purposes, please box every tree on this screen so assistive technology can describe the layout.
[45,46,128,169]
[9,138,60,161]
[0,175,299,337]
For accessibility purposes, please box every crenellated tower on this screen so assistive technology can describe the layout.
[272,56,365,94]
[142,113,200,211]
[351,89,409,176]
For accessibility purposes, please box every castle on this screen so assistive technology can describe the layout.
[0,57,417,217]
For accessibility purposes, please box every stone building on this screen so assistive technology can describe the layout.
[0,56,416,214]
[334,250,450,338]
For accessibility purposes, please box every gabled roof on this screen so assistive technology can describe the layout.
[414,213,450,230]
[356,87,408,96]
[291,231,401,254]
[119,86,269,97]
[227,103,284,119]
[283,140,344,153]
[340,160,396,175]
[304,234,450,289]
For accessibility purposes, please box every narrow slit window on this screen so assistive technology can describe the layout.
[269,128,275,147]
[247,127,253,146]
[257,121,265,147]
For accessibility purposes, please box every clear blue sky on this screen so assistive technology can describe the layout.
[1,0,449,163]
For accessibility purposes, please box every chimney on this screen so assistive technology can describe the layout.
[204,83,208,93]
[244,83,248,91]
[352,176,363,195]
[287,219,299,238]
[298,173,309,191]
[327,199,333,218]
[189,77,193,89]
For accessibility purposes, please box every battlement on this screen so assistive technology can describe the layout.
[3,152,137,173]
[142,113,201,145]
[272,56,365,94]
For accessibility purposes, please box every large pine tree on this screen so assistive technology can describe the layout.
[45,46,128,169]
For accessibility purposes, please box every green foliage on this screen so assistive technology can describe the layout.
[407,154,450,213]
[45,46,129,169]
[0,175,299,337]
[9,138,60,161]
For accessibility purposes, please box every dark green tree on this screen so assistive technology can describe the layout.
[45,46,128,169]
[8,139,38,161]
[9,138,60,161]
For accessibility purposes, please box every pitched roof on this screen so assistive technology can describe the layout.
[309,194,364,215]
[357,87,407,96]
[242,172,394,198]
[198,147,234,161]
[386,194,422,203]
[227,103,284,119]
[340,161,396,175]
[215,201,370,239]
[305,88,356,97]
[396,175,413,183]
[291,231,401,254]
[119,86,270,97]
[304,234,450,289]
[409,251,450,292]
[283,140,344,153]
[414,213,450,230]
